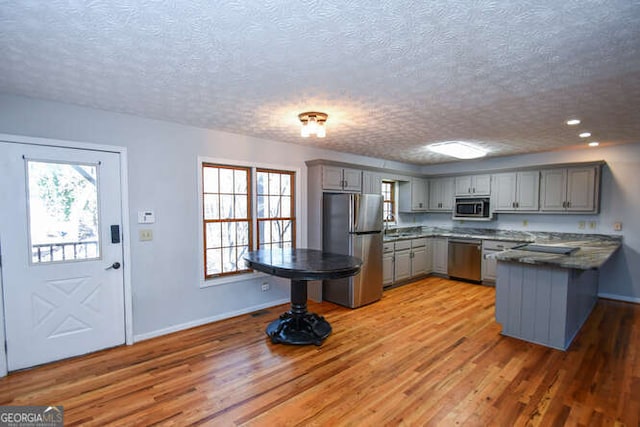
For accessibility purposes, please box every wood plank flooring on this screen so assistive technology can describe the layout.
[1,277,638,426]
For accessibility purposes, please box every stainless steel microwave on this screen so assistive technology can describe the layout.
[453,197,492,220]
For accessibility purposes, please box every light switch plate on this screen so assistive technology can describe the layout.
[138,210,155,224]
[613,222,623,231]
[139,229,153,241]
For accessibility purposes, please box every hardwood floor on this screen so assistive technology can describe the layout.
[1,277,638,426]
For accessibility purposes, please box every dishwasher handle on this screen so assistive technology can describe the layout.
[449,239,482,246]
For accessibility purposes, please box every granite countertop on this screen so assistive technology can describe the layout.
[384,226,622,270]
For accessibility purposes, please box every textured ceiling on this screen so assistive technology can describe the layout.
[1,0,639,165]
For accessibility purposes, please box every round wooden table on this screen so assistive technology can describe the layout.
[244,248,362,346]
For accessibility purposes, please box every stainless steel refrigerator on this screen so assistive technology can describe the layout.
[322,193,383,308]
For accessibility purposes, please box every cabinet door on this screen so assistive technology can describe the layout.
[362,171,382,195]
[425,239,433,273]
[411,247,428,277]
[455,176,473,195]
[411,178,428,211]
[440,177,455,210]
[482,249,498,282]
[516,171,540,211]
[322,166,345,191]
[432,238,448,274]
[492,173,517,211]
[382,253,394,286]
[429,178,454,211]
[566,167,596,211]
[343,168,363,192]
[473,174,491,195]
[540,169,567,211]
[394,250,412,282]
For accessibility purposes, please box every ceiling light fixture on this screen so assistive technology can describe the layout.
[299,112,327,138]
[427,141,487,159]
[579,132,592,138]
[566,119,581,126]
[588,141,600,147]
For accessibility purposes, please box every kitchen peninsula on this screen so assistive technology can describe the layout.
[384,226,622,350]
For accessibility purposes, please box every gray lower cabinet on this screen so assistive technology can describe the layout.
[495,262,598,350]
[382,243,394,286]
[383,238,432,286]
[394,244,412,282]
[432,238,448,274]
[482,240,524,282]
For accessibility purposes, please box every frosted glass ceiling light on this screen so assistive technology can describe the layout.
[566,119,581,126]
[579,132,591,138]
[427,141,487,159]
[299,112,328,138]
[588,141,600,147]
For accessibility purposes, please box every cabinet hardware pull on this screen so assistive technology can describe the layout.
[567,201,571,208]
[468,187,471,193]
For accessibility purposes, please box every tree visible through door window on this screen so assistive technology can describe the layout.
[202,164,251,278]
[382,180,395,222]
[27,160,100,263]
[257,169,295,250]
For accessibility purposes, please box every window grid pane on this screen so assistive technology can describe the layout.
[202,163,252,278]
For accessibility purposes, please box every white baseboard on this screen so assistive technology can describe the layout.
[598,292,640,304]
[133,298,289,342]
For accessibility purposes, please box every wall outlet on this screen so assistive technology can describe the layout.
[589,221,597,230]
[139,229,153,241]
[614,222,623,231]
[578,221,586,230]
[261,283,270,292]
[522,219,528,227]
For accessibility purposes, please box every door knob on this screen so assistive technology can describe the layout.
[106,262,121,270]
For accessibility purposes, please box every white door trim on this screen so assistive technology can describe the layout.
[0,132,133,377]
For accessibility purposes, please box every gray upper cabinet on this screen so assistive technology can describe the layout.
[540,166,598,212]
[399,178,428,212]
[455,174,491,196]
[362,171,382,195]
[428,177,455,211]
[322,166,362,192]
[492,171,540,211]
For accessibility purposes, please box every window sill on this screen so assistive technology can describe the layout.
[200,271,269,288]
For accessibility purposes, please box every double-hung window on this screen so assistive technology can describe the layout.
[382,180,395,222]
[201,162,296,280]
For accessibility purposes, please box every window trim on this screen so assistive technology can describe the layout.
[197,156,302,288]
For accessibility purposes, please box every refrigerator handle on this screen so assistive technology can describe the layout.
[352,194,359,232]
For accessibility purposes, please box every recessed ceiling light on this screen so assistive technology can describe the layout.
[427,141,487,159]
[566,119,581,126]
[579,132,591,138]
[588,141,599,147]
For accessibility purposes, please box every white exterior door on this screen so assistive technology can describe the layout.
[0,142,125,371]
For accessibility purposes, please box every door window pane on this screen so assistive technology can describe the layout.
[27,160,100,263]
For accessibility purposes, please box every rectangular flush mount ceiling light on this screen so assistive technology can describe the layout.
[427,141,487,159]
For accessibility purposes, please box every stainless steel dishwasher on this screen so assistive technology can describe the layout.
[448,239,482,282]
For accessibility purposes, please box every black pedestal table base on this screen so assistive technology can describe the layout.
[266,279,331,345]
[243,249,362,346]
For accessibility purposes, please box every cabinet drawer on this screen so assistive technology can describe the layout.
[411,238,427,248]
[482,240,524,251]
[383,242,394,253]
[394,240,412,251]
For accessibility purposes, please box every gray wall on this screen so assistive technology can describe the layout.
[420,144,640,302]
[0,94,419,339]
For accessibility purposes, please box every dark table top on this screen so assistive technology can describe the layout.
[244,248,362,281]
